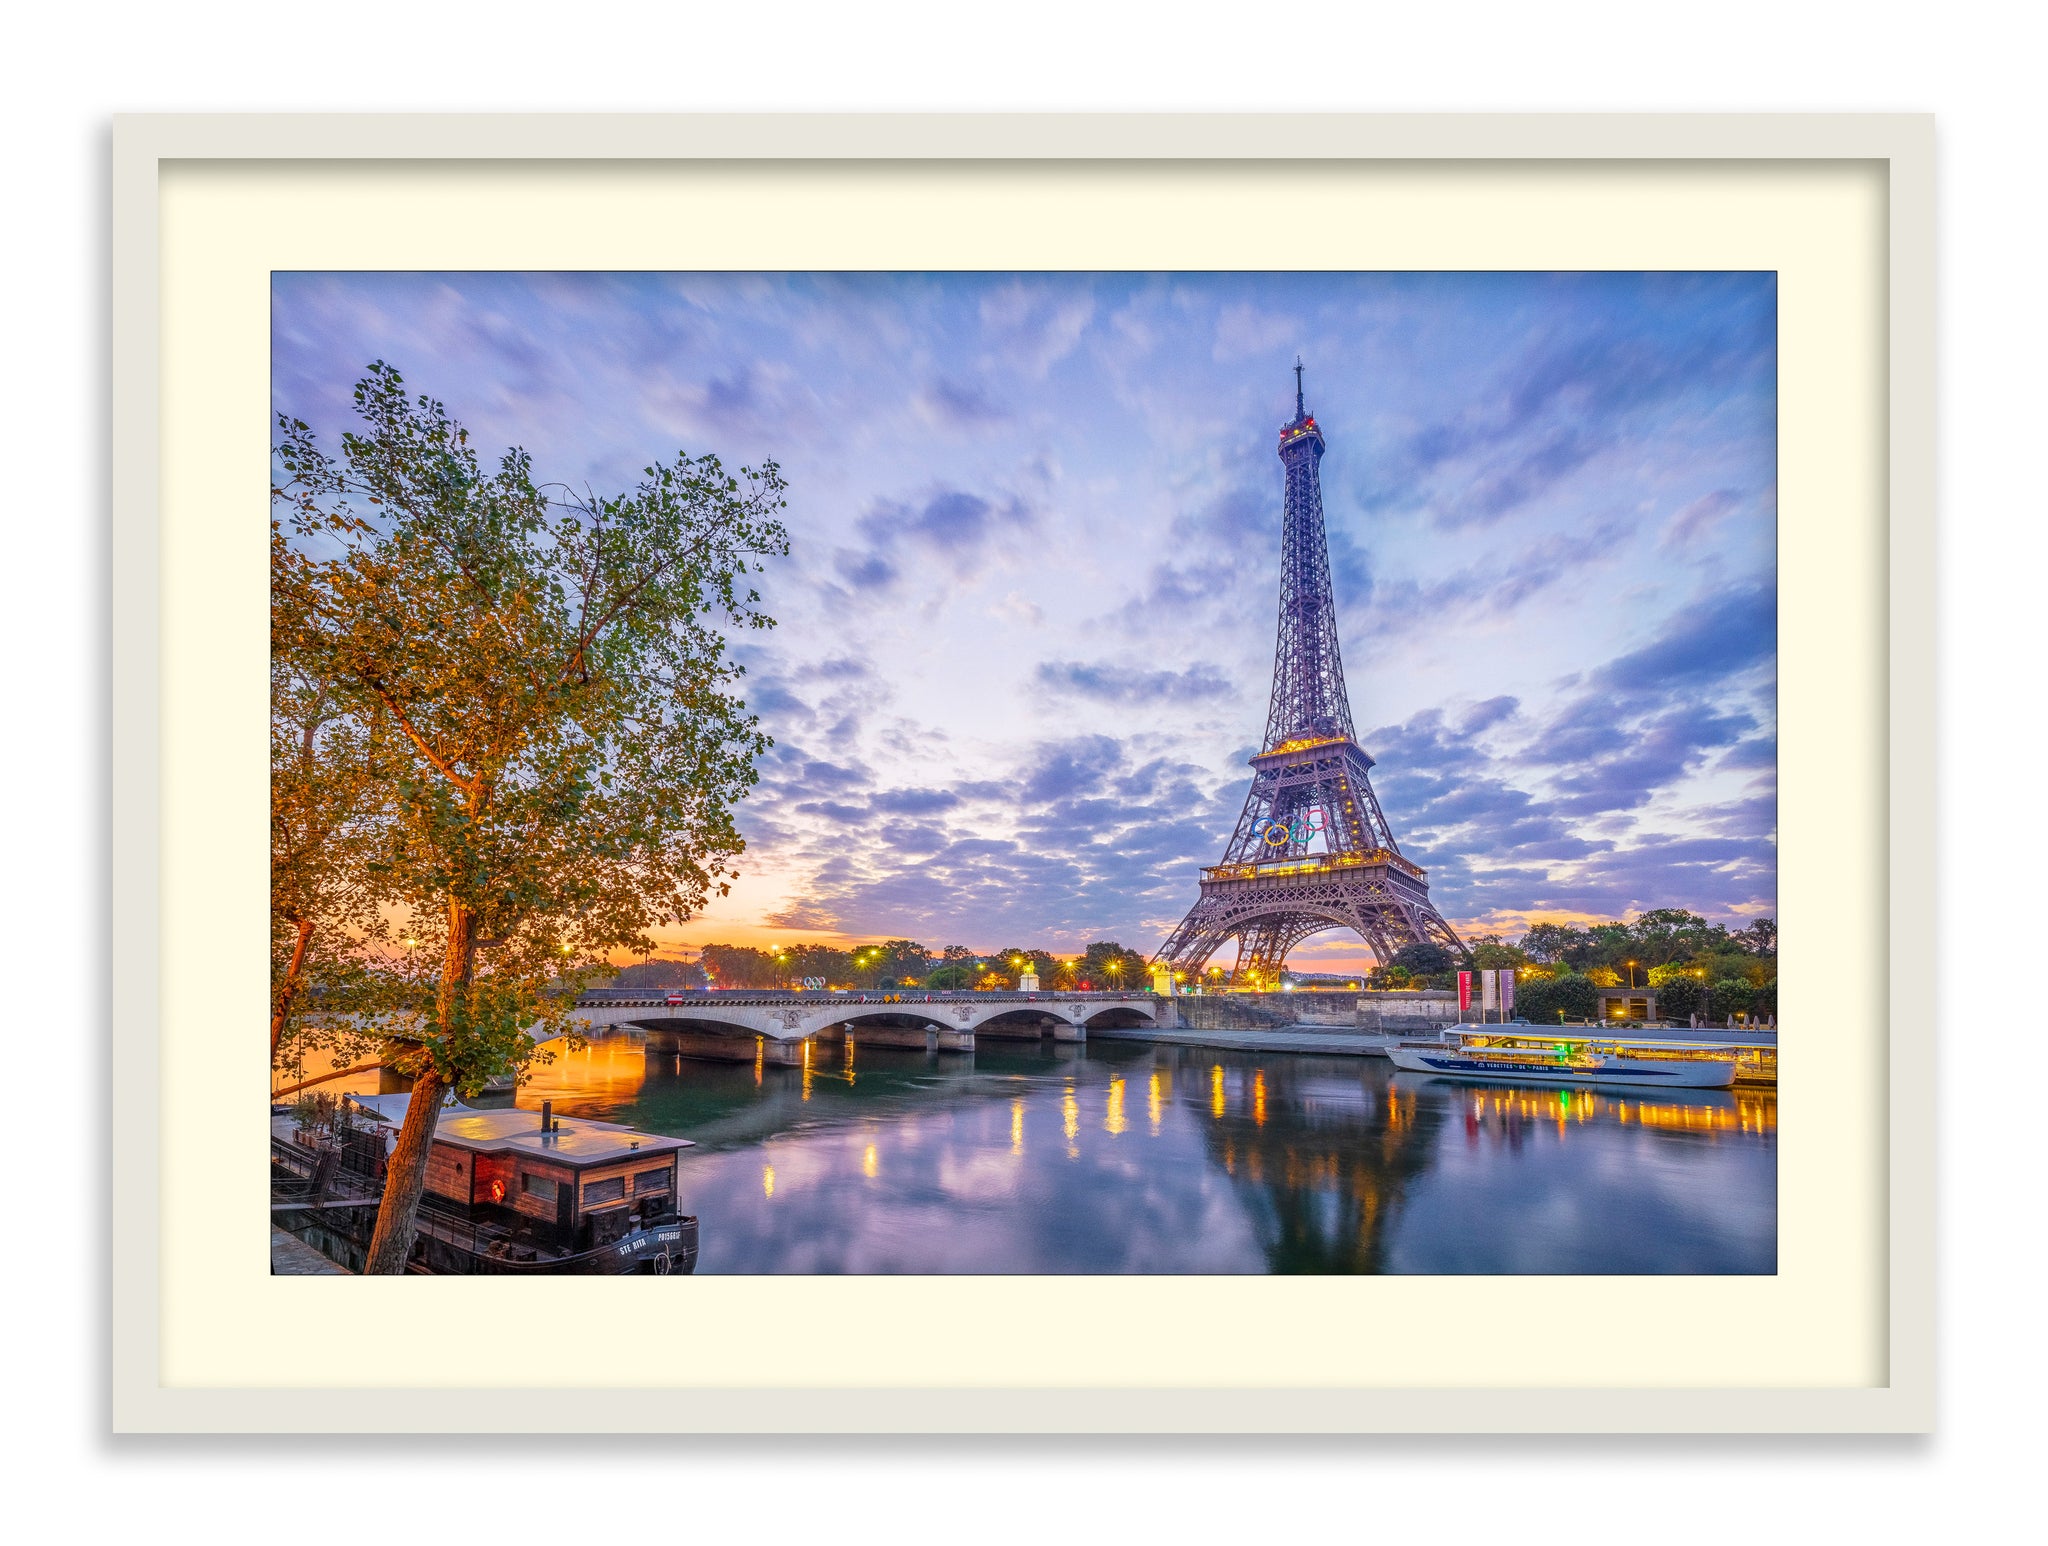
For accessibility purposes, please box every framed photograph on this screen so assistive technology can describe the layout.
[113,113,1933,1432]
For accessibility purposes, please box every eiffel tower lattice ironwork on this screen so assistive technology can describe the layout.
[1154,364,1463,986]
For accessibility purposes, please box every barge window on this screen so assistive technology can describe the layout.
[520,1173,558,1203]
[635,1167,671,1194]
[583,1176,627,1206]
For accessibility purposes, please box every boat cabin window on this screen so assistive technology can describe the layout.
[520,1173,559,1203]
[634,1167,672,1194]
[583,1175,627,1207]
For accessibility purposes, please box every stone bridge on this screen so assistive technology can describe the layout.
[565,990,1175,1065]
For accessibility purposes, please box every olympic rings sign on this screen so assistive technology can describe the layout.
[1255,811,1326,847]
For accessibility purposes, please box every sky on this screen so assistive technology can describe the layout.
[272,270,1778,971]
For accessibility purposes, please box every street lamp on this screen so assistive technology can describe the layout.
[1625,959,1639,989]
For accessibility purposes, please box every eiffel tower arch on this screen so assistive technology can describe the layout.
[1155,364,1463,987]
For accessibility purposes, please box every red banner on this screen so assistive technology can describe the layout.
[1458,971,1471,1014]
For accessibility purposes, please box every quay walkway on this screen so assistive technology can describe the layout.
[1090,1023,1403,1057]
[1090,1020,1779,1061]
[271,1226,350,1275]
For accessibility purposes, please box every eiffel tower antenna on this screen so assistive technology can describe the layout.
[1154,369,1463,986]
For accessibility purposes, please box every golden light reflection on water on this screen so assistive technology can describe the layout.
[844,1038,857,1085]
[1106,1077,1128,1136]
[753,1038,763,1087]
[1210,1063,1226,1119]
[1011,1098,1025,1154]
[1252,1070,1267,1128]
[1062,1086,1079,1159]
[762,1164,775,1198]
[511,1035,647,1106]
[862,1143,878,1179]
[1458,1086,1777,1139]
[1148,1072,1163,1135]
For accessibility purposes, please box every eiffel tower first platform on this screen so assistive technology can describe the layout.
[1155,364,1463,986]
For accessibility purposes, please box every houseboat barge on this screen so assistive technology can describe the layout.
[272,1094,699,1275]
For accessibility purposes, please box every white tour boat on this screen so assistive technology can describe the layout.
[1385,1027,1739,1090]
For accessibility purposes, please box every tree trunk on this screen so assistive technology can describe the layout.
[362,1060,448,1274]
[362,898,476,1275]
[270,917,315,1062]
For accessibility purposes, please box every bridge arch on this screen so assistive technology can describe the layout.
[626,1014,768,1042]
[1080,1005,1158,1029]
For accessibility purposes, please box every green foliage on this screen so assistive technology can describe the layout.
[1654,976,1704,1019]
[275,360,787,1008]
[698,943,784,989]
[1466,935,1531,972]
[270,630,403,1065]
[1514,911,1776,985]
[273,362,789,1261]
[923,961,980,991]
[1389,940,1455,978]
[1514,973,1599,1023]
[1711,979,1757,1019]
[1078,940,1148,989]
[609,956,708,991]
[1733,917,1778,957]
[1517,922,1582,966]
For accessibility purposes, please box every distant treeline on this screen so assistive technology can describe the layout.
[1371,907,1777,1018]
[609,939,1152,992]
[604,909,1775,1003]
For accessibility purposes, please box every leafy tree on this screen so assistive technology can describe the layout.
[1734,917,1778,957]
[1515,973,1598,1023]
[609,956,707,991]
[270,626,397,1065]
[1389,940,1455,978]
[1654,975,1705,1020]
[1078,940,1147,990]
[981,947,1059,989]
[1467,935,1531,973]
[698,944,783,988]
[1584,922,1635,972]
[1712,979,1758,1020]
[1622,908,1728,969]
[782,942,853,986]
[873,938,933,983]
[1517,922,1587,966]
[274,362,788,1274]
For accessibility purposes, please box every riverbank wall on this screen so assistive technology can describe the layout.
[1172,989,1463,1033]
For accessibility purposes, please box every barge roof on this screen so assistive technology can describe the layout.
[332,1093,694,1165]
[431,1107,694,1165]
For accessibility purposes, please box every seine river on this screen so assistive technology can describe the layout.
[463,1030,1776,1274]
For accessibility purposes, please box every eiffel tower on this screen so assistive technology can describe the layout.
[1154,363,1463,986]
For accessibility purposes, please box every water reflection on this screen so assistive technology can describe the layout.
[470,1032,1775,1275]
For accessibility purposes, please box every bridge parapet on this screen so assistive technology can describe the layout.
[561,989,1172,1043]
